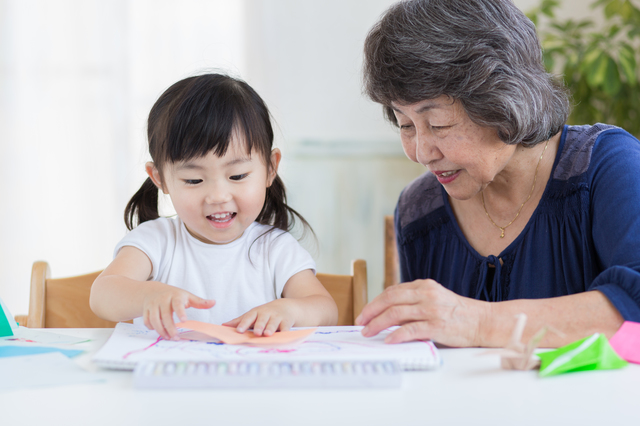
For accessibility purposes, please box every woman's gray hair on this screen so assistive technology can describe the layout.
[363,0,570,146]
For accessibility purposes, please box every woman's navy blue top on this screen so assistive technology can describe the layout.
[395,124,640,321]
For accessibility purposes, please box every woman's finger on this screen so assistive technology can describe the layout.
[361,303,429,337]
[384,321,433,344]
[356,283,426,326]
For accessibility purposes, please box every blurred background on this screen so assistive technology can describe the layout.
[0,0,618,316]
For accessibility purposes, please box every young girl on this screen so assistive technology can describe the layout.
[90,73,338,340]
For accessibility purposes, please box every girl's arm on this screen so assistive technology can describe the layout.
[90,246,215,339]
[223,269,338,336]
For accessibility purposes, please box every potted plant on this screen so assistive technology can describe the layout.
[528,0,640,136]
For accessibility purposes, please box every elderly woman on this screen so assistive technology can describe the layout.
[356,0,640,347]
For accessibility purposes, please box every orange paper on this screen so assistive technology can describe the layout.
[176,320,316,345]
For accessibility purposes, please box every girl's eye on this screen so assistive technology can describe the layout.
[230,173,248,181]
[184,179,203,185]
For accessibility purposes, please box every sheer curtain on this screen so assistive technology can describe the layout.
[0,0,247,314]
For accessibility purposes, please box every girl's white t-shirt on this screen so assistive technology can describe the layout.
[114,217,316,325]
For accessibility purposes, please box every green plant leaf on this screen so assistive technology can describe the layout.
[604,0,623,18]
[618,44,638,86]
[582,48,604,70]
[586,51,608,86]
[602,55,622,95]
[541,0,560,16]
[607,24,622,37]
[620,0,635,20]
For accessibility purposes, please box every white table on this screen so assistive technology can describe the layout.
[2,328,638,426]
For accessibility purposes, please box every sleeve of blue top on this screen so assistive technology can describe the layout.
[588,129,640,321]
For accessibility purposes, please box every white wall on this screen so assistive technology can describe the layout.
[0,0,590,317]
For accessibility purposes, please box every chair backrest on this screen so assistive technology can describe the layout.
[25,261,119,328]
[21,259,368,328]
[384,215,400,289]
[317,259,368,326]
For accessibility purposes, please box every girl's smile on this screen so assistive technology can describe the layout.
[207,211,237,228]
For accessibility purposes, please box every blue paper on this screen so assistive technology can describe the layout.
[0,345,83,358]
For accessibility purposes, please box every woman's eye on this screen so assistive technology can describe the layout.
[184,179,202,185]
[230,173,248,181]
[431,125,451,131]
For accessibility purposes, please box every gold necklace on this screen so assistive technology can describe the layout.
[481,139,550,238]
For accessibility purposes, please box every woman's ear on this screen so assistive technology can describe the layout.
[145,162,168,194]
[267,148,282,187]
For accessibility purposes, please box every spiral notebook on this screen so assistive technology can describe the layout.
[93,323,441,371]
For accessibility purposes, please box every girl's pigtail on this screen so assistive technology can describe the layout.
[124,177,160,230]
[258,175,314,238]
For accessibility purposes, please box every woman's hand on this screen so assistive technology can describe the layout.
[223,299,298,337]
[142,287,215,340]
[355,279,489,347]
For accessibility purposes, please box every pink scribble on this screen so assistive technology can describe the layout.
[257,348,297,354]
[123,336,163,359]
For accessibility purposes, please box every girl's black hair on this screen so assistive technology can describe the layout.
[124,73,312,238]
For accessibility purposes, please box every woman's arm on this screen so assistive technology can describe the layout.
[90,246,215,339]
[224,269,339,336]
[356,279,623,347]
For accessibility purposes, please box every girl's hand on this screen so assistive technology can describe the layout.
[223,299,297,337]
[142,287,215,340]
[355,279,488,347]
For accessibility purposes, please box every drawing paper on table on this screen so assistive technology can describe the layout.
[93,323,441,370]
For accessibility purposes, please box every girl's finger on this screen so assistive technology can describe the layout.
[262,317,281,337]
[148,308,169,340]
[278,318,293,332]
[236,311,258,334]
[187,296,216,310]
[159,303,179,339]
[172,298,188,323]
[252,313,270,336]
[222,317,241,327]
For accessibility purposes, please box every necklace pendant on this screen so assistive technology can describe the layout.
[500,229,505,238]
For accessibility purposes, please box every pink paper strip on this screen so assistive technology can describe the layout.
[609,321,640,364]
[176,320,316,345]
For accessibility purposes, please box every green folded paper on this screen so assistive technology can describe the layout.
[0,297,18,338]
[537,333,627,377]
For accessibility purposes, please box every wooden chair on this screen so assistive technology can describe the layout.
[15,261,119,328]
[384,215,400,289]
[16,259,368,328]
[317,259,368,326]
